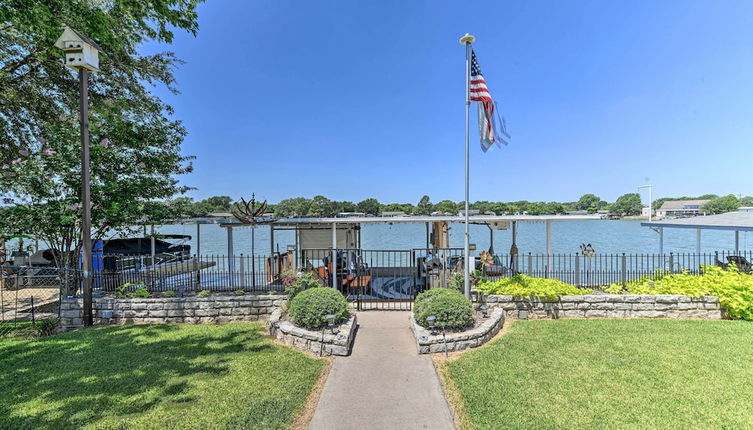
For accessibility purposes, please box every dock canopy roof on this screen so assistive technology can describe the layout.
[641,212,753,232]
[265,214,601,227]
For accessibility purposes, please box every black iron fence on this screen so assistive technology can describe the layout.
[489,250,753,287]
[0,249,749,325]
[92,253,291,293]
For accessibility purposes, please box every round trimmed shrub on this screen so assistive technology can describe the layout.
[288,287,349,329]
[414,288,474,330]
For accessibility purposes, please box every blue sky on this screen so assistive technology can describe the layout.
[144,0,753,205]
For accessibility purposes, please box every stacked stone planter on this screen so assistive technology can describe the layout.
[267,309,357,356]
[60,294,285,329]
[484,294,723,320]
[410,308,505,354]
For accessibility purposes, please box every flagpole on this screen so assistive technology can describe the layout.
[460,33,475,300]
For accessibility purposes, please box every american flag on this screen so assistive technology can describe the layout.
[470,49,510,151]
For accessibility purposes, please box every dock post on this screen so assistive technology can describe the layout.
[545,220,552,278]
[331,223,337,289]
[695,229,701,273]
[239,254,245,289]
[227,227,235,288]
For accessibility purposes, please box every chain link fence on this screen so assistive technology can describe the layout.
[0,266,79,337]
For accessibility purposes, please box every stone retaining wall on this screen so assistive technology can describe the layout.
[484,294,723,320]
[410,308,505,354]
[60,295,285,328]
[267,309,357,356]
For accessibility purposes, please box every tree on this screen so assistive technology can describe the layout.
[356,198,381,216]
[274,197,311,217]
[202,196,233,212]
[307,195,337,217]
[382,203,413,213]
[702,195,739,214]
[335,200,356,214]
[740,196,753,206]
[0,1,200,268]
[609,193,643,215]
[434,200,458,214]
[575,194,601,211]
[525,202,545,215]
[414,195,433,215]
[543,201,566,214]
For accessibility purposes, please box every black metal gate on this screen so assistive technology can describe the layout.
[299,248,464,311]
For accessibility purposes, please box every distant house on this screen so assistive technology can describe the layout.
[656,200,710,218]
[458,209,481,217]
[381,211,407,217]
[739,207,753,213]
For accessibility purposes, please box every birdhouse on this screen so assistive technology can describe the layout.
[54,26,103,72]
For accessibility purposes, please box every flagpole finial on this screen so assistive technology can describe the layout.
[459,33,475,45]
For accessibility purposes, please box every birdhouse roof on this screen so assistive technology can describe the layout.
[54,26,104,53]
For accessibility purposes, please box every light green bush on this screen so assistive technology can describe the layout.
[163,290,175,298]
[129,287,150,298]
[288,287,349,329]
[606,265,753,320]
[197,290,210,297]
[477,274,591,300]
[414,288,474,330]
[448,270,487,294]
[284,271,323,299]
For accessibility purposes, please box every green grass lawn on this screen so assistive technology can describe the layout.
[0,323,325,430]
[444,319,753,430]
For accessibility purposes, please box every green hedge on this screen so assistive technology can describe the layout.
[605,265,753,320]
[477,274,591,300]
[414,288,474,330]
[288,287,349,329]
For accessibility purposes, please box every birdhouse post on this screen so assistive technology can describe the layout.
[54,27,103,327]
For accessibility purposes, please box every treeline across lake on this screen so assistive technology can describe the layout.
[168,193,753,219]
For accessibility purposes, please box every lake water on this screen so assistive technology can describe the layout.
[151,220,751,256]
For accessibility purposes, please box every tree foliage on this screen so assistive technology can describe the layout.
[702,195,739,214]
[574,194,607,213]
[0,0,201,266]
[433,199,458,214]
[356,198,380,215]
[414,195,433,215]
[609,193,643,216]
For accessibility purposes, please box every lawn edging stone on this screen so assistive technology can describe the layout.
[410,307,504,354]
[267,309,357,356]
[484,294,723,320]
[60,294,285,329]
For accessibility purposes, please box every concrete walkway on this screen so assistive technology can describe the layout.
[309,311,454,430]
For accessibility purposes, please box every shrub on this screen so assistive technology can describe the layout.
[606,265,753,320]
[477,275,591,300]
[288,287,349,329]
[235,289,245,296]
[448,270,487,294]
[129,287,150,298]
[414,288,474,330]
[163,290,175,298]
[284,271,323,299]
[115,283,130,298]
[35,318,59,337]
[198,290,210,297]
[116,282,147,298]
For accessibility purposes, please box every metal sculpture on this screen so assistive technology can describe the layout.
[231,193,267,224]
[230,193,268,290]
